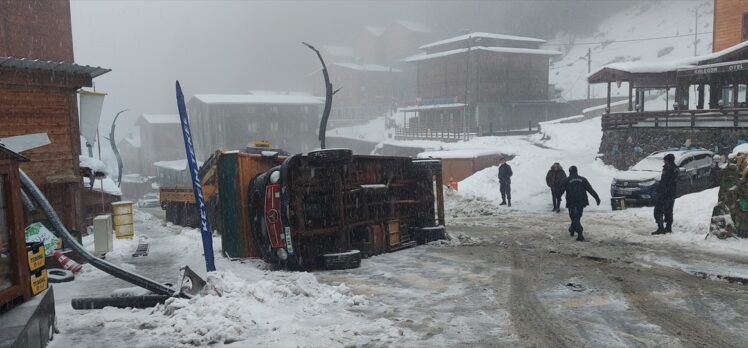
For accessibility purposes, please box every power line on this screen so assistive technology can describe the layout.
[545,31,713,46]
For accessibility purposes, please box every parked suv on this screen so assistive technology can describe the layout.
[610,150,718,206]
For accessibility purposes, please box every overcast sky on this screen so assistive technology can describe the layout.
[70,0,639,140]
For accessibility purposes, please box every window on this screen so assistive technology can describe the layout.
[743,12,748,41]
[0,175,13,291]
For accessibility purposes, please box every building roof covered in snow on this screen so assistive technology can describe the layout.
[140,114,180,125]
[392,20,432,33]
[153,159,202,171]
[404,46,561,63]
[419,32,546,51]
[331,62,402,72]
[363,26,386,37]
[588,39,748,84]
[123,132,141,148]
[192,94,324,105]
[321,45,355,58]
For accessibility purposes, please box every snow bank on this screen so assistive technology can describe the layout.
[458,116,618,212]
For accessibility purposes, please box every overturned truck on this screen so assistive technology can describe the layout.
[247,148,446,270]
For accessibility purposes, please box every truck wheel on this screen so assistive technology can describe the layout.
[307,149,353,166]
[320,250,361,270]
[410,226,446,245]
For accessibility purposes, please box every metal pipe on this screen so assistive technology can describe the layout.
[19,169,175,296]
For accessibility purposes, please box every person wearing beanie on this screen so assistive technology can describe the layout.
[652,153,679,235]
[559,165,600,241]
[545,162,567,212]
[498,157,513,207]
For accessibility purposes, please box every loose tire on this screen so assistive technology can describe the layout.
[320,250,362,270]
[47,268,74,283]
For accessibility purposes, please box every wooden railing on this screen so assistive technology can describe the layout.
[395,127,478,141]
[601,108,748,130]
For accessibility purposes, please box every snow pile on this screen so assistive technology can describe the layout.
[79,155,108,175]
[548,0,713,100]
[137,270,368,346]
[444,189,498,218]
[430,230,481,247]
[327,115,388,143]
[458,116,618,212]
[83,176,122,196]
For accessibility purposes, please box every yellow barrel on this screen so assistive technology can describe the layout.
[111,201,134,239]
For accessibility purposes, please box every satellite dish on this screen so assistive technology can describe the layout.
[0,133,50,153]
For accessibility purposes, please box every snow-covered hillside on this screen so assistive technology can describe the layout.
[548,0,714,100]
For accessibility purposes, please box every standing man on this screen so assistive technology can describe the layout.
[559,166,600,241]
[545,162,567,213]
[498,158,513,207]
[652,153,679,235]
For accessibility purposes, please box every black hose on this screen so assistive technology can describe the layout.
[19,169,175,296]
[71,295,171,310]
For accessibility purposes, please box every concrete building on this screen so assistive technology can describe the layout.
[713,0,748,52]
[188,93,323,159]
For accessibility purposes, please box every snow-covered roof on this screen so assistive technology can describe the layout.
[400,103,465,112]
[124,133,141,148]
[417,148,505,159]
[321,45,355,58]
[154,159,203,171]
[84,176,121,196]
[79,155,108,175]
[419,32,546,50]
[404,46,561,63]
[364,26,385,37]
[141,114,180,125]
[193,94,324,105]
[589,39,748,78]
[248,90,312,96]
[393,20,432,33]
[332,62,402,72]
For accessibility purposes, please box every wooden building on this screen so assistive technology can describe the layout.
[0,145,30,311]
[312,62,401,127]
[188,93,323,160]
[402,32,561,138]
[118,114,184,177]
[0,0,110,233]
[713,0,748,52]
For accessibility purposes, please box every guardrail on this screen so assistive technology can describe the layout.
[602,108,748,130]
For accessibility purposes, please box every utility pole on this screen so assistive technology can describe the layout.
[463,34,471,141]
[694,5,698,56]
[586,48,591,100]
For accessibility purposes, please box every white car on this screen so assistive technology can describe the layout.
[137,192,160,208]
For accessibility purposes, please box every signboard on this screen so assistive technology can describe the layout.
[678,60,748,77]
[175,81,216,272]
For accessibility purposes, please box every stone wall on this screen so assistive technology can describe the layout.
[709,163,748,238]
[599,128,748,170]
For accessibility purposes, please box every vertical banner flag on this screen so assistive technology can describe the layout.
[175,81,216,272]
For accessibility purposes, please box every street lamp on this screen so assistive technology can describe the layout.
[463,34,482,141]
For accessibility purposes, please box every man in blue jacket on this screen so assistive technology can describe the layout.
[498,158,513,207]
[559,166,600,241]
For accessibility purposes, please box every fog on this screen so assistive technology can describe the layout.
[70,0,639,140]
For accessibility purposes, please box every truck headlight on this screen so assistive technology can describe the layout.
[270,171,280,184]
[638,180,656,187]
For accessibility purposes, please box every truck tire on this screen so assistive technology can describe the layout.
[307,149,353,166]
[410,226,446,245]
[320,250,361,270]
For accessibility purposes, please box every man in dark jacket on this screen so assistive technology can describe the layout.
[546,162,567,213]
[559,166,600,241]
[652,153,679,235]
[498,158,513,207]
